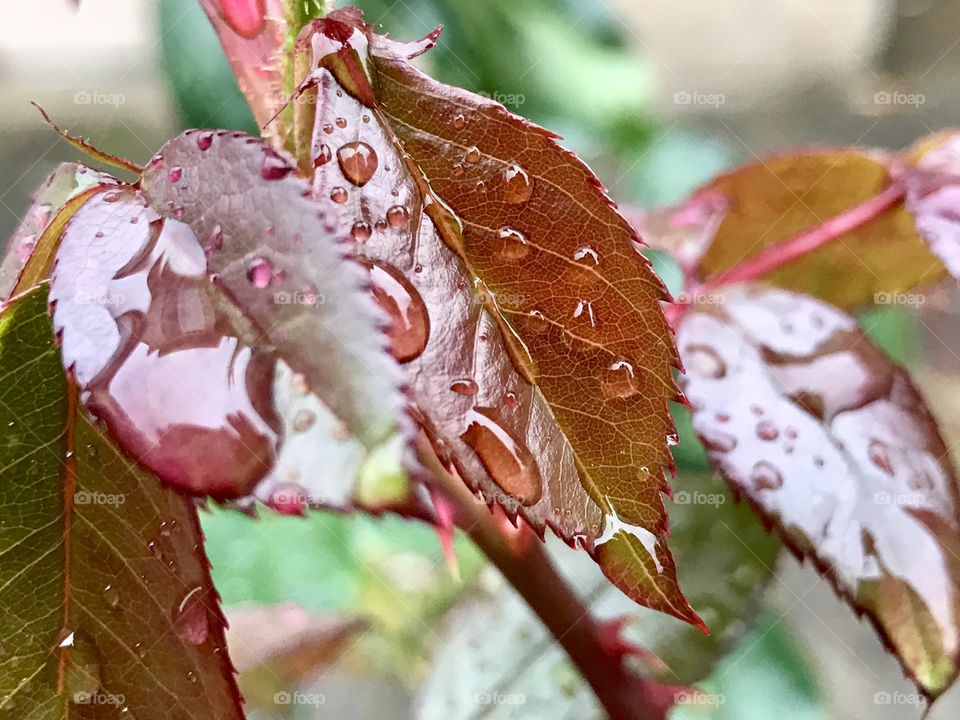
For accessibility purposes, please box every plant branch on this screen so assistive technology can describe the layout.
[416,435,678,720]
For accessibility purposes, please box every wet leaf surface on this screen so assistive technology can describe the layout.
[273,9,697,625]
[677,285,960,697]
[0,285,243,718]
[416,474,780,720]
[48,132,413,514]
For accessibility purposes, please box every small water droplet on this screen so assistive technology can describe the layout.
[167,167,183,183]
[504,391,519,409]
[494,227,529,261]
[600,359,640,400]
[450,378,479,396]
[525,309,549,334]
[350,221,372,243]
[337,141,379,186]
[149,154,163,170]
[750,461,783,490]
[869,439,893,476]
[196,133,214,151]
[247,257,274,289]
[461,407,543,505]
[330,186,349,203]
[261,154,293,180]
[573,246,600,266]
[755,419,779,441]
[465,146,481,164]
[102,584,120,611]
[685,344,726,379]
[63,630,102,703]
[386,205,409,228]
[293,409,317,432]
[700,427,738,453]
[323,123,334,134]
[452,113,466,129]
[335,117,347,128]
[503,164,533,204]
[173,587,210,645]
[366,262,430,362]
[313,143,333,167]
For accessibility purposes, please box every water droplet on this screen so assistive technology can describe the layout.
[149,154,163,170]
[450,378,479,396]
[573,246,599,266]
[452,113,466,129]
[461,407,543,505]
[174,587,210,645]
[525,309,549,334]
[750,461,783,490]
[572,299,597,328]
[503,164,533,204]
[102,584,120,611]
[504,391,519,409]
[600,359,640,400]
[700,427,737,453]
[366,262,430,362]
[869,439,893,476]
[323,123,334,134]
[337,141,378,186]
[335,117,347,129]
[685,344,726,379]
[196,133,214,151]
[261,154,293,180]
[330,186,349,203]
[494,227,529,261]
[63,630,102,704]
[268,482,308,515]
[247,257,274,288]
[167,167,183,183]
[103,192,122,203]
[465,146,481,164]
[313,143,333,167]
[755,419,779,441]
[350,221,372,243]
[386,205,409,228]
[293,409,317,432]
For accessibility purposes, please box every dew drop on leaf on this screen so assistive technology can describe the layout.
[869,439,894,476]
[450,378,479,396]
[494,227,529,261]
[464,146,481,164]
[330,186,349,204]
[685,344,726,379]
[313,143,333,167]
[246,257,274,288]
[102,584,120,611]
[525,309,549,334]
[573,246,600,266]
[196,132,214,151]
[350,221,372,243]
[63,630,102,703]
[335,117,347,129]
[173,587,210,646]
[755,419,779,441]
[292,409,317,432]
[460,407,543,506]
[600,359,640,400]
[750,461,784,490]
[451,113,466,129]
[386,205,409,229]
[365,261,430,362]
[260,155,293,181]
[503,164,533,204]
[167,167,183,183]
[337,141,378,186]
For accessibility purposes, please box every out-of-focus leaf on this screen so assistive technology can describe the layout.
[645,151,943,309]
[0,285,243,718]
[48,131,414,514]
[416,474,780,720]
[0,163,113,299]
[275,10,697,627]
[677,285,960,697]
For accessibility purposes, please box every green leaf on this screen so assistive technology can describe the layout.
[0,285,243,718]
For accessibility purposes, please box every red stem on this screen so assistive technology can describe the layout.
[416,436,675,720]
[664,182,906,326]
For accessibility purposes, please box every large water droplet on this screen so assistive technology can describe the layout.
[386,205,409,229]
[196,132,214,151]
[337,141,378,186]
[247,257,274,288]
[460,407,543,505]
[63,630,102,704]
[503,164,533,204]
[464,146,481,164]
[173,587,210,646]
[600,359,640,400]
[330,186,349,204]
[755,419,779,441]
[494,228,529,261]
[450,378,479,396]
[365,262,430,363]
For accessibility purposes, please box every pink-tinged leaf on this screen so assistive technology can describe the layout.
[677,285,960,697]
[49,131,416,514]
[282,11,699,627]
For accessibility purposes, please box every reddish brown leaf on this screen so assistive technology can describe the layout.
[677,285,960,696]
[274,12,699,625]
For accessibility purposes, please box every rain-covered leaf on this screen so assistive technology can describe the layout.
[0,163,114,299]
[49,131,415,514]
[641,151,943,309]
[416,473,780,720]
[0,285,243,718]
[676,285,960,697]
[258,8,697,626]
